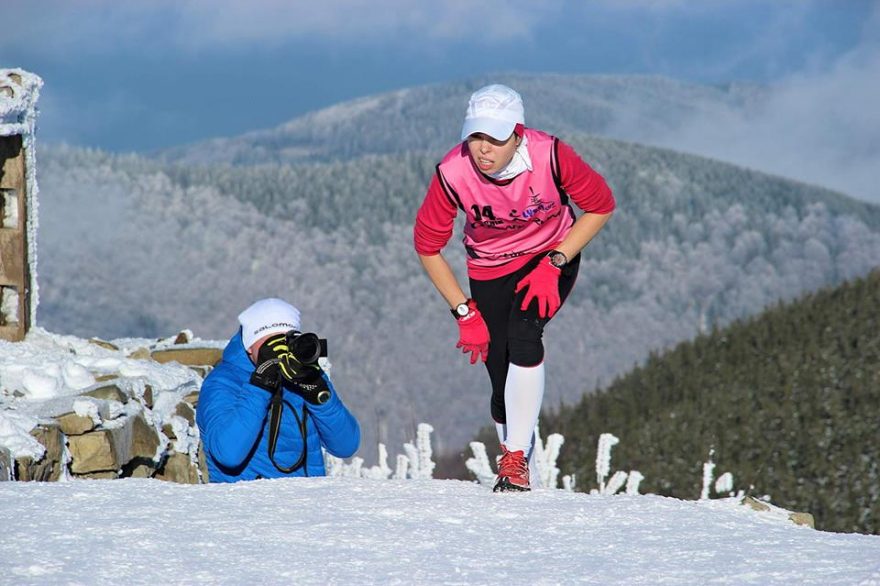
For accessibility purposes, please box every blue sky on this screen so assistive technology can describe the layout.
[1,1,877,164]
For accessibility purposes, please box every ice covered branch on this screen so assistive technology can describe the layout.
[596,433,619,494]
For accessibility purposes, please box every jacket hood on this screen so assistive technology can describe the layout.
[221,330,253,372]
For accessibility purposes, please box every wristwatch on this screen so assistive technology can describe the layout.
[451,301,471,320]
[547,250,568,268]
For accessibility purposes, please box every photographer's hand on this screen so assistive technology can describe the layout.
[249,333,296,392]
[291,366,333,405]
[249,333,331,404]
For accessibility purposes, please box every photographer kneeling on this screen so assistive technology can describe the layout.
[197,298,360,482]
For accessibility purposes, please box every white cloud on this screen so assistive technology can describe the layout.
[635,44,880,203]
[2,1,164,56]
[603,0,880,205]
[178,0,560,45]
[1,0,564,55]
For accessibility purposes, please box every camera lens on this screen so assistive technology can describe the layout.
[290,333,322,365]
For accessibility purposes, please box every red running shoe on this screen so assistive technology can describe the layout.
[493,446,530,492]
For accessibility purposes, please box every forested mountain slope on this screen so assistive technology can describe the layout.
[540,269,880,534]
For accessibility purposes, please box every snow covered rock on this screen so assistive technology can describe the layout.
[0,446,10,480]
[67,413,159,475]
[155,452,201,484]
[56,412,96,435]
[14,424,63,482]
[150,347,222,368]
[742,495,815,529]
[1,329,220,484]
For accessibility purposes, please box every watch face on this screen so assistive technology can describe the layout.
[456,303,470,317]
[549,252,566,267]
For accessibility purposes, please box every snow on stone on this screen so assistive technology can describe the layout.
[0,327,204,455]
[0,69,41,132]
[0,410,44,459]
[1,187,17,227]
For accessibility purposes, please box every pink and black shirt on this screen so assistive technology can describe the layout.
[414,128,615,280]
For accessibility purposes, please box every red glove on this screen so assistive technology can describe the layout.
[456,299,490,364]
[515,256,562,318]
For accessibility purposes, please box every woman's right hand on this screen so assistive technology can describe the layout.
[456,300,490,364]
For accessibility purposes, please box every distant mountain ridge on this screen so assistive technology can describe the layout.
[155,73,763,165]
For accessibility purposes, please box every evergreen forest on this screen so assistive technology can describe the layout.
[537,269,880,534]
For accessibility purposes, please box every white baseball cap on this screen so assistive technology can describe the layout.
[460,84,525,141]
[238,298,301,350]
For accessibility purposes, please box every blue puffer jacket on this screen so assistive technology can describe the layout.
[196,331,360,482]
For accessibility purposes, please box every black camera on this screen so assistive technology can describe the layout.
[285,331,328,367]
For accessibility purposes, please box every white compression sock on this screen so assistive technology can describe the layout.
[502,362,545,454]
[495,421,506,446]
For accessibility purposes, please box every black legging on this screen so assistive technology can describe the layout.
[469,253,580,424]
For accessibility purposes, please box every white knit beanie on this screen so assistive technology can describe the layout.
[238,298,301,350]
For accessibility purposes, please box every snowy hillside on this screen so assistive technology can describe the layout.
[2,477,879,584]
[153,71,876,204]
[156,73,760,165]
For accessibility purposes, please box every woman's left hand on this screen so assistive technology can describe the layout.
[515,256,561,318]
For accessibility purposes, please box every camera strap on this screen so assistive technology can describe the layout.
[267,386,310,474]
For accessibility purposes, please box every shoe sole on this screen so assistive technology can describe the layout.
[493,477,531,492]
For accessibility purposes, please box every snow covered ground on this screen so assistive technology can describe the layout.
[1,477,878,585]
[1,309,878,584]
[1,331,880,584]
[1,334,879,584]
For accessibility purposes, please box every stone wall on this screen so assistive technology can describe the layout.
[3,337,223,484]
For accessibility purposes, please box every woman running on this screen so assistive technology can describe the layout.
[413,84,615,491]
